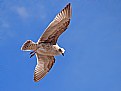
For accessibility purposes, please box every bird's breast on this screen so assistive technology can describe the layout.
[36,43,59,56]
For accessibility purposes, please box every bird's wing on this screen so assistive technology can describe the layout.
[34,53,55,82]
[37,3,72,45]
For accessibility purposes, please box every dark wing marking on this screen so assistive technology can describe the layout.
[34,53,55,82]
[37,3,72,44]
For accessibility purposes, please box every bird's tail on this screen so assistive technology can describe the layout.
[21,40,37,51]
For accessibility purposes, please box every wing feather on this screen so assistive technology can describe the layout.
[34,53,55,82]
[37,3,72,44]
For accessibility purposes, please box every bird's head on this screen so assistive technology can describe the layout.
[58,48,65,56]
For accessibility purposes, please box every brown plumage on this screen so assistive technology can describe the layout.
[34,53,55,82]
[21,40,37,51]
[37,3,72,44]
[21,3,72,82]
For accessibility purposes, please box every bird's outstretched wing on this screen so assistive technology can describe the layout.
[34,53,55,82]
[37,3,72,45]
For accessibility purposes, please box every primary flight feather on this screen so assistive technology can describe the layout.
[21,3,72,82]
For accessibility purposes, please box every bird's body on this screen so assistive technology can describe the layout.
[37,43,64,56]
[22,40,64,56]
[21,3,72,82]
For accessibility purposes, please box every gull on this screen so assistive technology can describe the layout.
[21,3,72,82]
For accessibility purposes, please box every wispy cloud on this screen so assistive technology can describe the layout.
[0,19,15,43]
[0,1,48,44]
[12,4,47,22]
[15,6,29,19]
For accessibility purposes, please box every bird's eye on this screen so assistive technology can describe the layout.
[58,49,62,52]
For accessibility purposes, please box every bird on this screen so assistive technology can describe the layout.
[21,3,72,82]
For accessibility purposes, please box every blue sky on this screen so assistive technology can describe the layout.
[0,0,121,91]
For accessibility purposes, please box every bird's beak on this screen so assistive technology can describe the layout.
[62,53,64,56]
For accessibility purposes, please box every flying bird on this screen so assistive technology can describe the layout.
[21,3,72,82]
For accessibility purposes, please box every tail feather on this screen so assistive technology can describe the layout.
[21,40,37,51]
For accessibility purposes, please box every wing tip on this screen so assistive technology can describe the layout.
[34,77,40,82]
[64,3,72,18]
[34,72,47,82]
[66,3,71,8]
[34,79,39,82]
[67,3,71,6]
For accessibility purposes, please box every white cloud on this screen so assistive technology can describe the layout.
[0,20,15,42]
[16,6,29,19]
[12,5,47,22]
